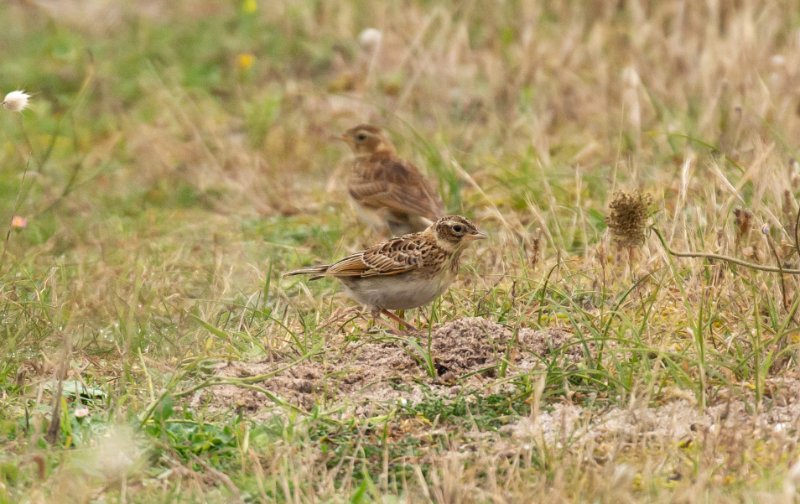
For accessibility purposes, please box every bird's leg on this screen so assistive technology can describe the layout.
[396,308,406,327]
[368,307,401,335]
[381,309,419,332]
[368,307,418,334]
[394,308,417,332]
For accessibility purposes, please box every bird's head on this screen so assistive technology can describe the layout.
[335,124,395,157]
[432,215,486,251]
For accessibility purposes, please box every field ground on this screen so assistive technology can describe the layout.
[2,1,800,502]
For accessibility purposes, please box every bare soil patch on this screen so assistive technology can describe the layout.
[193,317,800,465]
[194,317,581,418]
[502,375,800,472]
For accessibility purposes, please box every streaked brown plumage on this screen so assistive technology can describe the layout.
[336,124,445,236]
[286,216,485,328]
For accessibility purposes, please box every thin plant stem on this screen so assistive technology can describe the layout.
[764,229,789,310]
[650,226,800,274]
[0,159,32,272]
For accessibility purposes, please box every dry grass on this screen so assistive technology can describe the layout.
[2,0,800,502]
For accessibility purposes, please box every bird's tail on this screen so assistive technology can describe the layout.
[284,264,329,281]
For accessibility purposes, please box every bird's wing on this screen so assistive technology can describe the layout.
[349,155,445,220]
[325,236,433,278]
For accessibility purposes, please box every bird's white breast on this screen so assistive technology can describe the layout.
[341,271,453,310]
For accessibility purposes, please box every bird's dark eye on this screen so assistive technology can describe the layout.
[452,225,464,233]
[356,133,367,141]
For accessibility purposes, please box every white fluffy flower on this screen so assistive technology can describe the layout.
[88,426,143,481]
[3,90,31,112]
[358,28,382,51]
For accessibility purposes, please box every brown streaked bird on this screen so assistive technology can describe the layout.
[286,216,485,331]
[335,124,445,236]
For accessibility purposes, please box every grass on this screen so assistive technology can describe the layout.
[2,0,800,502]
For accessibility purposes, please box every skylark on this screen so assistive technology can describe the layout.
[336,124,445,236]
[286,215,485,330]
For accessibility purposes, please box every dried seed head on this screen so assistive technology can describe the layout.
[606,191,653,248]
[733,207,753,244]
[782,190,796,234]
[783,190,795,217]
[525,227,542,270]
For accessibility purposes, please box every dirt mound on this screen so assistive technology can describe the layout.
[431,317,512,378]
[196,317,583,418]
[345,339,420,384]
[518,327,588,363]
[431,318,590,378]
[202,361,326,413]
[196,338,423,419]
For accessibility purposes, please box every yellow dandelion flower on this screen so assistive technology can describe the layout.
[242,0,257,14]
[237,52,255,71]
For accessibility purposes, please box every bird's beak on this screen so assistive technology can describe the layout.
[469,230,488,240]
[329,134,351,144]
